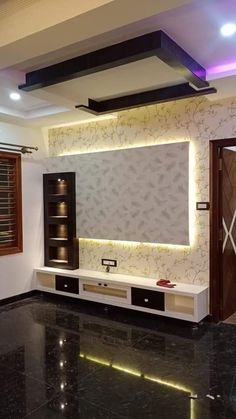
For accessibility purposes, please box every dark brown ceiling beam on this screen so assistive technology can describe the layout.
[76,83,217,115]
[18,30,209,92]
[158,32,208,88]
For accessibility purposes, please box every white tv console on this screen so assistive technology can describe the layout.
[34,267,209,322]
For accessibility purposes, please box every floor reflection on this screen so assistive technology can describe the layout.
[0,296,235,418]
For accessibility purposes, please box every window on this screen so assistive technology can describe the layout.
[0,151,22,255]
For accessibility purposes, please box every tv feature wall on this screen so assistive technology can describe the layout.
[46,142,189,245]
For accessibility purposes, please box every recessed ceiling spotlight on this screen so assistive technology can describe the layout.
[220,23,236,37]
[9,92,21,101]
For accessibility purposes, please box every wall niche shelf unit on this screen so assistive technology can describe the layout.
[35,267,208,322]
[43,172,79,270]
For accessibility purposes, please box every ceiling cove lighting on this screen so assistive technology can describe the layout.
[48,114,117,129]
[207,61,236,77]
[9,92,21,101]
[220,23,236,37]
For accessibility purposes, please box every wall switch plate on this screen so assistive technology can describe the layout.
[102,259,117,267]
[196,202,210,210]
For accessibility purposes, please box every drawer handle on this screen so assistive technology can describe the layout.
[104,283,108,287]
[144,298,149,303]
[64,284,68,288]
[98,283,102,286]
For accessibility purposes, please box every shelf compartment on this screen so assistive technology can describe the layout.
[49,224,68,240]
[165,294,194,316]
[50,259,68,263]
[82,281,128,301]
[49,246,68,264]
[48,179,68,196]
[37,273,55,288]
[48,201,68,217]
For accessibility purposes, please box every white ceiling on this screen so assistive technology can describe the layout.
[45,58,185,103]
[0,0,235,128]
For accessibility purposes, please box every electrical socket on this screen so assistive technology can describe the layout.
[101,259,117,267]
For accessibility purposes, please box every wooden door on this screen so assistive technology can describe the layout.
[222,148,236,319]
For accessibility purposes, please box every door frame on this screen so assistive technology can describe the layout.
[210,137,236,321]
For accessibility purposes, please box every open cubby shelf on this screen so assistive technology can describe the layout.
[35,267,209,322]
[43,172,79,270]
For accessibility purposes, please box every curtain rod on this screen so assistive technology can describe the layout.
[0,142,38,154]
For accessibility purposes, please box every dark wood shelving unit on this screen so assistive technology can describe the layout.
[43,172,79,270]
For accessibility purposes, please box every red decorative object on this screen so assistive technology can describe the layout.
[156,279,176,288]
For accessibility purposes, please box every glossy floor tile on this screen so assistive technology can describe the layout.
[0,295,236,418]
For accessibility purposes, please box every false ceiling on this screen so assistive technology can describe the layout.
[0,0,235,127]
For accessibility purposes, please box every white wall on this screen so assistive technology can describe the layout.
[0,122,47,300]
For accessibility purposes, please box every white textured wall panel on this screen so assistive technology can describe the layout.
[46,142,189,245]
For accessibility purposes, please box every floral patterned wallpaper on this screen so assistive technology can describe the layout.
[48,96,236,286]
[46,142,189,245]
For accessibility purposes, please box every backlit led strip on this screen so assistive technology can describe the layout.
[57,139,196,249]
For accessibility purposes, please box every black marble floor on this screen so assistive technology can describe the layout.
[0,295,236,418]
